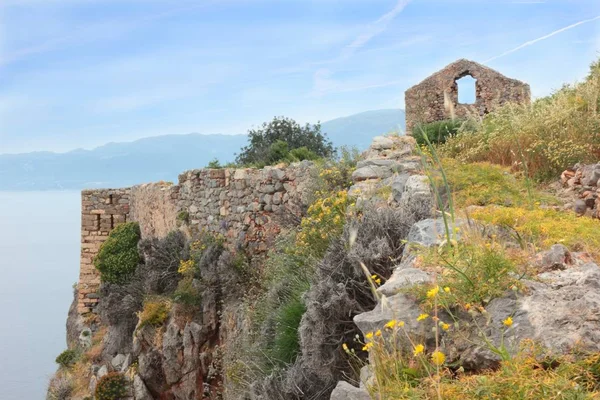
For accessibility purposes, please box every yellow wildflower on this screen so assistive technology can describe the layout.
[342,343,349,352]
[417,313,429,321]
[375,330,382,337]
[431,351,446,366]
[362,342,373,351]
[503,317,513,327]
[413,344,424,356]
[443,287,451,293]
[426,286,440,299]
[384,320,397,330]
[441,323,450,331]
[398,321,405,327]
[365,332,374,340]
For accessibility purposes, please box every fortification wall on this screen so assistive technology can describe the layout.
[77,162,314,314]
[78,188,131,314]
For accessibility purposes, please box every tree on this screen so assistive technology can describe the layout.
[235,116,334,166]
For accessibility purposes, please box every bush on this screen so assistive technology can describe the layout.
[95,372,128,400]
[138,297,171,329]
[295,190,355,258]
[55,349,80,368]
[94,222,141,285]
[413,119,467,146]
[235,116,333,167]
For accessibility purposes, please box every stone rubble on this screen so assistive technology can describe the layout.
[559,162,600,218]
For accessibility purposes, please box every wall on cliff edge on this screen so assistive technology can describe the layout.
[77,162,314,314]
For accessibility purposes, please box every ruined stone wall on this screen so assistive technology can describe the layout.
[77,162,314,314]
[78,188,131,314]
[405,59,530,133]
[129,182,180,239]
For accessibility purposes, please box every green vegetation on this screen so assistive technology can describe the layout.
[413,119,470,146]
[137,297,171,329]
[94,372,128,400]
[441,158,557,208]
[55,349,80,369]
[235,116,334,167]
[94,222,141,285]
[207,158,222,168]
[177,210,190,224]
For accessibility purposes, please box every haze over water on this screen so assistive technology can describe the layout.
[0,191,80,400]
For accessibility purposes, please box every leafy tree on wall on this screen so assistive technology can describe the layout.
[235,116,334,167]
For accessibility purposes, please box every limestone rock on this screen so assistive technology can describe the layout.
[370,135,395,150]
[352,165,395,181]
[133,374,153,400]
[405,217,464,248]
[378,267,432,297]
[97,365,108,379]
[329,381,371,400]
[111,353,127,371]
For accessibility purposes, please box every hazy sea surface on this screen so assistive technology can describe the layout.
[0,191,80,400]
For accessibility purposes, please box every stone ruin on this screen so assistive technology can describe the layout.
[404,59,530,133]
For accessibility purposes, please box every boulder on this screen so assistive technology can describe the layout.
[111,353,127,371]
[329,381,371,400]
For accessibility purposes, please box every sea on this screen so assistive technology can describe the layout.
[0,191,81,399]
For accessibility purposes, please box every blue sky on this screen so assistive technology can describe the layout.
[0,0,599,154]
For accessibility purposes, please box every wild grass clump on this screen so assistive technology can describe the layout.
[137,297,171,329]
[439,58,600,180]
[47,375,74,400]
[413,119,474,146]
[94,222,141,284]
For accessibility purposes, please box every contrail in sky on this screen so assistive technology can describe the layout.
[485,15,600,62]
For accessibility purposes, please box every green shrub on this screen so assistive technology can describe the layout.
[413,119,466,146]
[173,277,201,307]
[95,372,128,400]
[55,349,80,368]
[94,222,141,285]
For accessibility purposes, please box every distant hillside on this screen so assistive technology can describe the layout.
[0,109,405,190]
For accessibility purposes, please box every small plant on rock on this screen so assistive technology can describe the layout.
[95,372,129,400]
[55,348,80,368]
[137,297,171,329]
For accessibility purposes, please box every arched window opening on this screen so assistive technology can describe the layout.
[456,75,477,104]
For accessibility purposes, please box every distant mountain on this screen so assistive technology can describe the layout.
[0,109,405,190]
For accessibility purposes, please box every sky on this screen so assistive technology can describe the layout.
[0,0,599,154]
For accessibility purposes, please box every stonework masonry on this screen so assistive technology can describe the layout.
[405,59,530,133]
[77,162,313,314]
[78,189,131,314]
